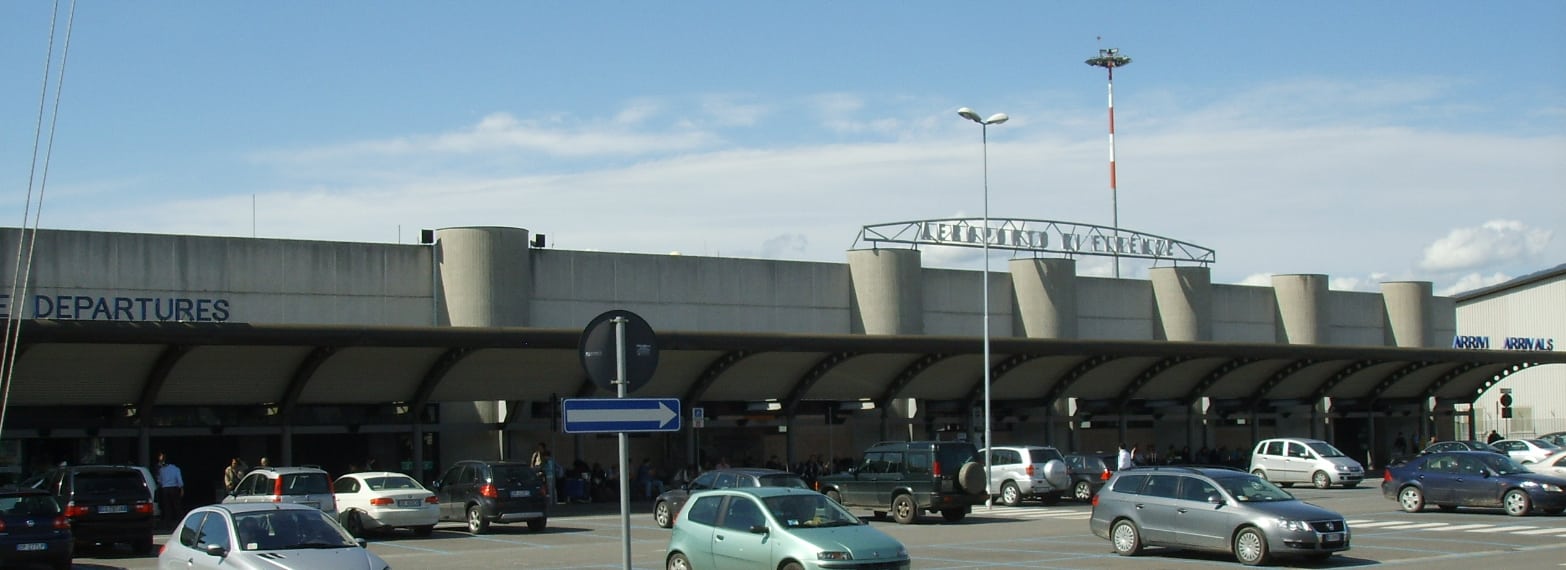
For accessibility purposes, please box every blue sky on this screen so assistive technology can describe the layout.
[3,1,1562,296]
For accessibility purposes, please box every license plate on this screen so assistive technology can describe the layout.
[397,499,422,507]
[1322,532,1343,542]
[16,543,47,552]
[509,490,531,498]
[98,505,129,514]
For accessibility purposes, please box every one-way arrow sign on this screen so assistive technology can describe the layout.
[562,398,682,434]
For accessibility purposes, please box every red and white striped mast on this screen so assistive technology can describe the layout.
[1086,47,1132,278]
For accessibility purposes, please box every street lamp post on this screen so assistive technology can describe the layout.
[957,107,1007,506]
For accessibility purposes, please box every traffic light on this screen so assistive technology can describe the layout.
[1500,393,1514,419]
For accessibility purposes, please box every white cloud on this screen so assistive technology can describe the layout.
[1238,273,1273,287]
[1418,220,1553,272]
[1437,272,1513,297]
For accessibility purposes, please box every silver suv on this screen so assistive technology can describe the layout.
[1090,466,1350,566]
[979,445,1070,506]
[223,466,338,517]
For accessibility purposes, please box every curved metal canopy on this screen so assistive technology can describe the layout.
[6,320,1562,419]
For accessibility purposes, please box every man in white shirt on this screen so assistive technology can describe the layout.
[156,451,185,525]
[1117,444,1136,471]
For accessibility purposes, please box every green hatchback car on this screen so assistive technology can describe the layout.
[666,487,909,570]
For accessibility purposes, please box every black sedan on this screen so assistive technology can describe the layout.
[0,487,72,570]
[1382,451,1566,516]
[1062,453,1116,501]
[1420,440,1506,455]
[652,468,809,528]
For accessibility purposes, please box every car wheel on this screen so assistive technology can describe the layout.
[413,525,434,537]
[1110,519,1142,556]
[1398,485,1425,513]
[1234,526,1270,566]
[825,490,842,504]
[467,505,490,534]
[940,509,966,522]
[891,494,919,524]
[1250,469,1267,481]
[527,517,547,532]
[1312,470,1331,489]
[344,511,366,537]
[655,501,674,528]
[781,562,805,570]
[666,552,692,570]
[1000,481,1022,506]
[1073,480,1093,501]
[1504,489,1532,516]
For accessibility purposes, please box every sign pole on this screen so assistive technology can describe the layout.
[614,316,632,570]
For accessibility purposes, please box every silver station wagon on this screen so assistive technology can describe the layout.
[1089,466,1350,566]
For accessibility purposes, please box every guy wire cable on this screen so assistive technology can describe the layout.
[2,0,77,441]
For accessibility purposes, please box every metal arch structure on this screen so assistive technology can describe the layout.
[1245,359,1318,408]
[1040,355,1120,406]
[854,218,1216,265]
[1306,360,1380,402]
[1115,356,1195,409]
[876,353,951,406]
[965,353,1046,403]
[280,346,339,418]
[410,347,476,417]
[1420,362,1486,401]
[780,352,858,418]
[1181,357,1259,405]
[682,350,753,405]
[135,344,191,418]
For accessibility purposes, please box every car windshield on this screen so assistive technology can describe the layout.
[1476,454,1531,475]
[758,475,810,489]
[235,509,356,551]
[365,475,423,491]
[1528,439,1563,451]
[75,471,148,496]
[0,494,60,516]
[280,473,330,495]
[491,465,538,484]
[1216,475,1294,502]
[1306,442,1347,458]
[763,494,860,529]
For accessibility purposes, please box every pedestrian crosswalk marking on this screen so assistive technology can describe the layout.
[1344,518,1564,537]
[1515,527,1565,535]
[1426,524,1496,532]
[1374,522,1448,530]
[1472,525,1538,533]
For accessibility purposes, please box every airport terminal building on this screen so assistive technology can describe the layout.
[0,225,1559,501]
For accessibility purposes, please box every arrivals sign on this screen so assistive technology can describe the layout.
[854,218,1215,264]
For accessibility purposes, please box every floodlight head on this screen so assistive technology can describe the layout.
[985,113,1009,125]
[957,107,982,123]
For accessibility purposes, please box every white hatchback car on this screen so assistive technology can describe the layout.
[1492,438,1562,464]
[333,471,439,537]
[1248,438,1364,489]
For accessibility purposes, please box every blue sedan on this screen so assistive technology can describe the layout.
[1382,451,1566,516]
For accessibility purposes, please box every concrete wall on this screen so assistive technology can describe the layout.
[0,228,433,326]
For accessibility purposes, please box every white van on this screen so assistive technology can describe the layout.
[1248,438,1364,489]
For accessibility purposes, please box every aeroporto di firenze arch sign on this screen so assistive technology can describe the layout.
[855,218,1216,264]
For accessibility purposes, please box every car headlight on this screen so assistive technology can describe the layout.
[818,551,853,561]
[1521,480,1564,492]
[1275,518,1309,532]
[1335,465,1350,472]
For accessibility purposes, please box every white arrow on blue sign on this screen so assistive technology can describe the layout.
[562,398,682,434]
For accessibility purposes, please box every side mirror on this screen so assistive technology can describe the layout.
[355,538,368,548]
[748,524,768,534]
[1207,494,1224,505]
[202,543,228,557]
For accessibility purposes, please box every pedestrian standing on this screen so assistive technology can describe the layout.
[1117,443,1136,470]
[223,457,245,495]
[1486,430,1502,444]
[156,451,185,525]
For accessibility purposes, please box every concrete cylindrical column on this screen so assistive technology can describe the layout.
[1009,258,1077,339]
[1382,281,1434,348]
[1273,274,1328,344]
[1150,266,1211,342]
[847,249,923,334]
[435,227,532,327]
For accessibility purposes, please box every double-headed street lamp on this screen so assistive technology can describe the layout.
[957,107,1007,504]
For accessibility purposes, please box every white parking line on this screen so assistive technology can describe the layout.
[1427,524,1498,532]
[1374,522,1451,530]
[1514,527,1566,535]
[1349,520,1417,528]
[1472,525,1539,533]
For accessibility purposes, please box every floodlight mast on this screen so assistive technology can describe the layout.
[1086,47,1131,278]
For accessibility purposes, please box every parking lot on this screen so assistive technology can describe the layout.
[73,486,1566,569]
